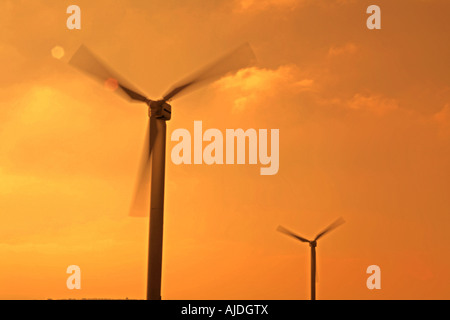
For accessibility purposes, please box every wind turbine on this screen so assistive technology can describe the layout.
[68,43,256,300]
[277,217,345,300]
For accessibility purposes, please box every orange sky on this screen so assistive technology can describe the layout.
[0,0,449,299]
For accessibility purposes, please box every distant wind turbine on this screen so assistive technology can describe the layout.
[277,217,345,300]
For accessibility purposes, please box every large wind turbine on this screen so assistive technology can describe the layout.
[277,217,345,300]
[68,43,256,300]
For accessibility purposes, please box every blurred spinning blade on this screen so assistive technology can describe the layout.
[277,226,310,243]
[314,217,346,241]
[69,45,149,103]
[129,119,155,217]
[163,43,256,101]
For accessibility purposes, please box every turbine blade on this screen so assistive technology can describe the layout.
[129,119,155,217]
[277,226,310,243]
[119,84,149,103]
[314,217,345,241]
[163,42,256,101]
[69,45,149,103]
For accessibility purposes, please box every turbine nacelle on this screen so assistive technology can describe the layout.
[148,100,172,121]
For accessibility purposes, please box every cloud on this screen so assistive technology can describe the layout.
[235,0,357,12]
[346,94,399,116]
[214,65,315,112]
[217,65,299,91]
[236,0,300,12]
[328,43,358,57]
[214,62,399,119]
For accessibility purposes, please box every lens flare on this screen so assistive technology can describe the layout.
[51,46,65,60]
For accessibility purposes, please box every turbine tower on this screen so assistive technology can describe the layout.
[68,43,256,300]
[277,217,345,300]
